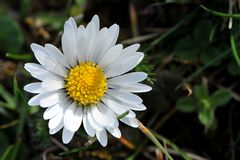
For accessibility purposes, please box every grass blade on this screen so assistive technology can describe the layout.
[200,5,240,18]
[144,10,197,52]
[0,138,21,160]
[230,32,240,65]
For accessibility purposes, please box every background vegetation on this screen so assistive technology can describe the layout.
[0,0,240,159]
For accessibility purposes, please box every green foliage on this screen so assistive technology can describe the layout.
[200,5,240,18]
[230,32,240,65]
[0,1,240,159]
[0,132,9,156]
[35,12,67,31]
[200,5,240,66]
[34,118,51,148]
[211,89,232,107]
[173,19,222,66]
[177,85,232,130]
[20,0,32,18]
[228,61,240,76]
[0,84,17,111]
[6,53,32,61]
[194,85,209,99]
[0,139,21,160]
[0,78,30,158]
[177,97,196,113]
[0,14,23,53]
[135,56,155,85]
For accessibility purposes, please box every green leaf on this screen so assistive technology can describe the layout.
[0,15,23,53]
[0,84,16,110]
[193,20,213,47]
[198,108,214,127]
[199,99,211,110]
[200,5,240,18]
[0,139,21,160]
[211,89,231,107]
[117,110,130,119]
[144,10,197,52]
[193,85,209,100]
[176,48,228,90]
[6,53,32,61]
[200,47,221,66]
[76,0,86,5]
[16,86,27,136]
[228,61,240,76]
[13,77,19,101]
[166,0,192,3]
[36,12,66,31]
[20,0,32,17]
[230,32,240,65]
[173,36,199,60]
[0,132,9,156]
[176,97,196,113]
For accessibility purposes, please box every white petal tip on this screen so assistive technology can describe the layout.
[62,128,75,144]
[68,17,75,22]
[100,142,107,147]
[92,15,99,21]
[23,85,28,92]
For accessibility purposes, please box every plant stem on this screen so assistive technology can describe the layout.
[137,119,174,160]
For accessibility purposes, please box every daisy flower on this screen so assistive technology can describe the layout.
[24,15,152,146]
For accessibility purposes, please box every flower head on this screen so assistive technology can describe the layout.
[24,15,152,146]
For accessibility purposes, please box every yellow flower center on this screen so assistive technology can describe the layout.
[65,62,107,106]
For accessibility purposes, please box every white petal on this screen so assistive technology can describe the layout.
[62,127,75,144]
[104,52,144,78]
[109,83,152,93]
[32,43,68,69]
[107,89,142,105]
[131,103,146,111]
[28,92,58,107]
[63,102,77,131]
[83,109,95,137]
[71,107,83,132]
[24,82,44,93]
[92,15,100,31]
[103,94,145,113]
[41,79,64,91]
[25,63,61,81]
[92,27,109,62]
[48,101,70,129]
[102,95,130,115]
[76,26,88,62]
[98,44,123,67]
[106,127,121,138]
[120,117,139,128]
[91,105,109,127]
[45,44,69,68]
[87,107,104,131]
[98,102,119,128]
[106,24,119,48]
[126,110,136,118]
[49,119,63,135]
[96,129,108,147]
[43,103,62,120]
[122,44,140,56]
[97,24,119,62]
[31,43,45,53]
[31,45,67,77]
[40,92,64,107]
[107,72,147,85]
[85,22,97,61]
[62,17,78,66]
[28,93,43,106]
[48,112,64,129]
